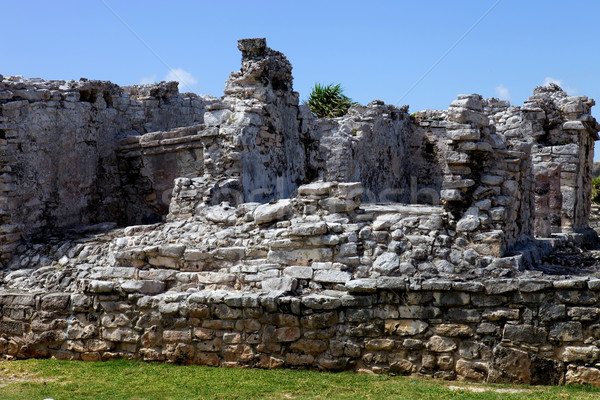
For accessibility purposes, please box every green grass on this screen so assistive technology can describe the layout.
[0,359,599,399]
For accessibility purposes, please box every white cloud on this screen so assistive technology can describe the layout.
[165,68,198,91]
[495,84,511,101]
[542,77,579,95]
[138,75,157,85]
[543,76,562,87]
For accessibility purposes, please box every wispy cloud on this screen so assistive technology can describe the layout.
[165,68,198,91]
[543,76,563,87]
[495,84,511,101]
[543,77,578,95]
[138,68,199,92]
[139,75,157,85]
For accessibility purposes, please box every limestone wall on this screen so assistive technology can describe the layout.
[0,76,206,264]
[4,277,600,385]
[1,38,600,385]
[316,101,413,203]
[1,39,598,267]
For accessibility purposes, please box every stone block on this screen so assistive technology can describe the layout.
[566,366,600,386]
[365,338,396,351]
[560,346,600,362]
[372,252,400,274]
[482,308,520,321]
[289,222,328,236]
[267,248,332,266]
[159,243,186,258]
[385,319,428,336]
[432,291,470,306]
[452,282,484,292]
[336,182,363,199]
[313,270,351,284]
[254,200,292,225]
[102,328,139,343]
[556,290,597,305]
[301,295,341,310]
[503,324,547,344]
[376,277,406,290]
[553,278,588,289]
[434,324,473,337]
[487,346,532,384]
[345,279,377,293]
[456,359,488,381]
[427,336,457,352]
[549,322,583,342]
[484,279,518,294]
[567,307,600,321]
[398,305,441,319]
[212,304,242,320]
[41,293,70,311]
[456,215,479,232]
[273,327,301,342]
[297,182,332,196]
[290,339,328,354]
[518,279,553,292]
[262,276,297,292]
[120,280,165,295]
[422,279,452,291]
[285,353,314,366]
[447,309,481,323]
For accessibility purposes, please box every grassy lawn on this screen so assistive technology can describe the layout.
[0,359,599,399]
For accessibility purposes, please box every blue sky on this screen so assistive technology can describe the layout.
[3,1,600,157]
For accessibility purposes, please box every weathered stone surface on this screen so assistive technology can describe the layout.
[262,277,297,292]
[566,366,600,386]
[427,336,457,353]
[559,346,600,362]
[313,270,351,283]
[254,200,292,225]
[434,324,473,337]
[345,279,377,293]
[549,322,583,342]
[488,346,531,384]
[0,38,598,385]
[385,319,428,336]
[503,325,547,344]
[121,280,165,295]
[372,252,400,274]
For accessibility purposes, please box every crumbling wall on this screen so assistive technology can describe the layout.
[0,76,206,264]
[316,102,413,203]
[220,38,310,203]
[408,110,448,205]
[1,38,600,385]
[4,39,595,268]
[492,85,599,236]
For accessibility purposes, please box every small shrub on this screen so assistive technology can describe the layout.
[304,83,356,118]
[592,176,600,205]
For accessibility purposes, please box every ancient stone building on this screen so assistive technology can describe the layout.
[1,38,600,385]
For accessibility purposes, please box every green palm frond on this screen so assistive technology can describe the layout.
[304,83,357,118]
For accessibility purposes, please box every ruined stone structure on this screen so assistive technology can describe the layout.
[1,38,600,385]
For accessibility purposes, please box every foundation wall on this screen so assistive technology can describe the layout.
[3,278,600,385]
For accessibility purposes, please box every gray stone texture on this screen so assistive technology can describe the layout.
[0,38,600,386]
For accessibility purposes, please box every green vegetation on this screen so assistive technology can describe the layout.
[592,176,600,205]
[304,83,357,118]
[1,359,600,399]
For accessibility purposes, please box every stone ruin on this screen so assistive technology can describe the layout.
[1,38,600,385]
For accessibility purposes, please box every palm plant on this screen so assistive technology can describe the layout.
[304,83,357,118]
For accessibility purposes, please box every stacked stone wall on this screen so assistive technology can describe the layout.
[1,38,600,386]
[0,76,207,264]
[4,277,600,385]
